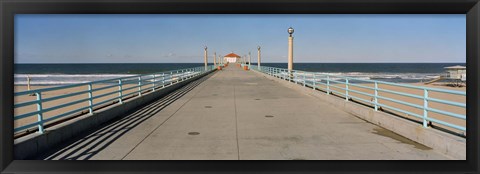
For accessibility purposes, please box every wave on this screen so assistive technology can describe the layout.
[14,74,138,78]
[14,72,200,85]
[275,72,444,83]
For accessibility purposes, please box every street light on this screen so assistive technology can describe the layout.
[204,46,208,71]
[288,27,294,37]
[288,27,294,80]
[248,52,251,68]
[257,46,261,70]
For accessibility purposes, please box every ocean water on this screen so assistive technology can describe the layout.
[14,63,465,85]
[263,63,465,83]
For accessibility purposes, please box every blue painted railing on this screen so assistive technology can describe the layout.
[14,65,216,134]
[251,65,466,135]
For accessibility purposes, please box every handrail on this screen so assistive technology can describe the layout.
[250,65,466,135]
[14,65,217,134]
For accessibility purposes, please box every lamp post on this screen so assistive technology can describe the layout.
[288,27,294,73]
[214,52,217,67]
[204,46,208,71]
[248,52,251,68]
[218,53,221,66]
[257,46,261,70]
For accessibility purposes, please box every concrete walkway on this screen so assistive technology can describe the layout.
[38,64,452,160]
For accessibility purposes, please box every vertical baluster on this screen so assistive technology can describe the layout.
[303,72,306,87]
[176,71,179,82]
[170,72,173,85]
[118,79,123,104]
[153,74,156,91]
[327,75,330,95]
[138,76,142,96]
[374,82,378,111]
[313,73,316,90]
[162,73,165,88]
[345,78,349,101]
[181,69,184,81]
[36,92,44,134]
[423,89,429,127]
[88,83,93,114]
[293,71,298,84]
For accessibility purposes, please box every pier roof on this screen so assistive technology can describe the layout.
[224,53,241,58]
[444,65,466,69]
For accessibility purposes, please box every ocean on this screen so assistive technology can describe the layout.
[14,63,465,85]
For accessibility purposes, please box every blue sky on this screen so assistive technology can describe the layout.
[15,14,466,63]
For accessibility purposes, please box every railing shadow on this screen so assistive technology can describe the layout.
[36,72,214,160]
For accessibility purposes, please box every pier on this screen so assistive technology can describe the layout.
[14,64,465,160]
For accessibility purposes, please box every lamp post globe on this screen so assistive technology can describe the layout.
[257,46,261,50]
[288,27,294,36]
[204,46,207,50]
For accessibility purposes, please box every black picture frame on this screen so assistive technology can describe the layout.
[1,0,478,173]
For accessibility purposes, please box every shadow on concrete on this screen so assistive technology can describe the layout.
[36,73,214,160]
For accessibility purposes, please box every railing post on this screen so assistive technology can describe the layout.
[88,83,93,114]
[293,71,297,84]
[118,79,123,104]
[303,72,306,87]
[36,92,44,134]
[170,72,173,85]
[176,71,179,82]
[153,74,156,91]
[374,82,378,111]
[138,76,142,96]
[162,73,165,88]
[345,78,349,101]
[313,73,316,90]
[423,89,429,128]
[181,70,184,81]
[285,70,288,81]
[327,75,330,95]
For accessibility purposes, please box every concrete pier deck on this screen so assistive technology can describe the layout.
[38,65,452,160]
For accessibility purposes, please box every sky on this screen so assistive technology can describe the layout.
[14,14,466,63]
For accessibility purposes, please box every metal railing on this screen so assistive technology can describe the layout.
[14,65,216,134]
[251,65,466,135]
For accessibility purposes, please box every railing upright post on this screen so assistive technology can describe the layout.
[118,79,123,104]
[162,73,165,88]
[293,71,298,84]
[36,92,44,134]
[153,74,156,91]
[170,72,173,85]
[138,76,142,96]
[327,75,330,95]
[374,82,378,111]
[181,70,184,81]
[88,83,93,114]
[423,89,429,128]
[345,78,349,101]
[176,70,179,82]
[303,72,306,87]
[313,73,316,90]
